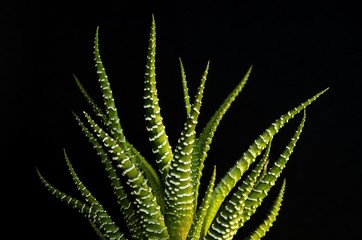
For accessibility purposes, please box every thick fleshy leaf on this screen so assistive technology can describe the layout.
[191,66,252,210]
[187,166,216,240]
[237,110,306,230]
[36,167,125,240]
[84,111,169,239]
[73,113,143,239]
[164,62,209,240]
[179,58,191,116]
[126,141,166,214]
[245,179,286,240]
[73,74,107,125]
[204,142,271,240]
[38,15,328,240]
[143,15,174,180]
[202,89,327,236]
[63,150,125,239]
[205,110,305,239]
[94,27,124,143]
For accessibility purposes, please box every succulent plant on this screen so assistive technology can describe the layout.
[37,15,327,240]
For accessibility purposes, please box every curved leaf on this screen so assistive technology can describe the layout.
[73,113,143,239]
[179,58,191,116]
[202,89,327,235]
[191,66,252,210]
[238,110,306,229]
[245,179,286,240]
[204,142,271,240]
[143,15,174,180]
[73,74,107,125]
[84,111,169,239]
[94,27,124,143]
[63,150,125,239]
[36,167,125,240]
[164,61,209,239]
[187,166,216,240]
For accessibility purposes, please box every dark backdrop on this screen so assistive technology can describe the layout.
[2,1,361,239]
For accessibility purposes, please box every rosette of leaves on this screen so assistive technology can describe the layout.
[37,15,327,240]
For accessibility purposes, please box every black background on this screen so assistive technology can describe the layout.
[2,1,361,239]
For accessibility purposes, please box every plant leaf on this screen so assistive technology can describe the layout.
[36,167,125,240]
[204,141,272,240]
[94,27,124,143]
[143,15,174,180]
[206,109,305,239]
[206,110,305,239]
[73,74,107,125]
[245,179,286,240]
[187,166,216,240]
[126,141,166,214]
[164,61,209,239]
[73,112,143,239]
[202,88,328,235]
[237,110,306,230]
[179,58,191,116]
[84,111,169,239]
[63,150,125,239]
[191,66,252,211]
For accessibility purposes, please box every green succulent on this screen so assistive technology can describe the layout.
[37,15,328,240]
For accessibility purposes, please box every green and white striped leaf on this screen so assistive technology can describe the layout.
[205,110,305,239]
[191,66,252,210]
[179,58,191,116]
[126,141,166,214]
[38,15,328,240]
[202,89,327,236]
[245,179,286,240]
[63,150,124,239]
[73,113,143,239]
[36,162,125,240]
[73,74,107,125]
[187,166,216,240]
[204,142,272,240]
[84,111,169,239]
[144,16,174,180]
[74,73,163,216]
[237,110,306,230]
[94,27,124,143]
[164,61,209,239]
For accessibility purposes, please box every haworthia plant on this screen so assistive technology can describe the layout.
[37,15,328,240]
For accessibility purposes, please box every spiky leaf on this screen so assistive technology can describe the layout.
[143,15,174,180]
[94,27,124,143]
[191,66,252,210]
[164,61,209,239]
[36,161,125,240]
[73,113,143,239]
[179,58,191,116]
[84,112,169,239]
[202,89,327,236]
[38,16,328,240]
[187,166,217,240]
[245,179,286,240]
